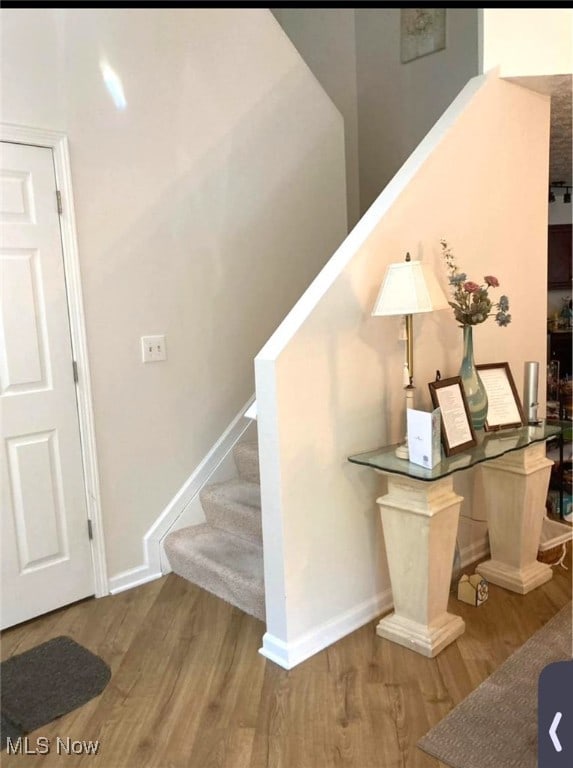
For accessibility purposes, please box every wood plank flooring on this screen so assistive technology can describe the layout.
[2,545,571,768]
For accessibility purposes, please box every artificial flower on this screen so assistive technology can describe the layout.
[440,239,511,327]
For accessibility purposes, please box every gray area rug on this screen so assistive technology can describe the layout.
[418,602,572,768]
[1,636,110,751]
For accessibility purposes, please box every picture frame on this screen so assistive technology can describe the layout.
[476,362,526,431]
[400,9,447,64]
[428,376,477,456]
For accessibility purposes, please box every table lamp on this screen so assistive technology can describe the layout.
[372,252,449,458]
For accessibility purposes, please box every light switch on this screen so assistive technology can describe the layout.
[141,335,167,363]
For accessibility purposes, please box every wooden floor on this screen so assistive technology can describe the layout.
[2,545,571,768]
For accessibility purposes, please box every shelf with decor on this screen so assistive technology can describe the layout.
[546,359,572,521]
[546,417,572,522]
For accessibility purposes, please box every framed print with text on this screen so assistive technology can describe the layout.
[475,362,526,431]
[428,376,477,456]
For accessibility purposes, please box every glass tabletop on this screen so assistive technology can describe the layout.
[348,422,562,482]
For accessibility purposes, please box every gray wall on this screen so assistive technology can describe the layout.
[272,9,360,228]
[272,9,479,218]
[356,8,479,211]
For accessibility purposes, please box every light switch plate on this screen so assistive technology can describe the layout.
[141,335,167,362]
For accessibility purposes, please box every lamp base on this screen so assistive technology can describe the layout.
[395,442,409,460]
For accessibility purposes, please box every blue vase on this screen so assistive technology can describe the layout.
[459,325,488,431]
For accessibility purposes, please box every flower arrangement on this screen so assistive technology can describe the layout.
[440,239,511,327]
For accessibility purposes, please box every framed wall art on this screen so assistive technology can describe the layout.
[476,362,526,431]
[400,9,446,64]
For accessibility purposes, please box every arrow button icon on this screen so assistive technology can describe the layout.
[549,712,562,753]
[539,659,572,766]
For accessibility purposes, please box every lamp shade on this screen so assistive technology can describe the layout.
[372,258,449,317]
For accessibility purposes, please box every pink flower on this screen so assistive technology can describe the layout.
[484,275,499,287]
[463,281,480,293]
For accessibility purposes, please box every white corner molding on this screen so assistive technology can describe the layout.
[1,122,109,597]
[107,565,163,595]
[260,587,393,669]
[108,394,256,593]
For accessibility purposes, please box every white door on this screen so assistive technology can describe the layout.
[1,141,94,629]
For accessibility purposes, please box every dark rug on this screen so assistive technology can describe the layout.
[1,636,110,751]
[417,602,572,768]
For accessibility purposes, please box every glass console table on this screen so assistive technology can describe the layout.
[348,423,561,658]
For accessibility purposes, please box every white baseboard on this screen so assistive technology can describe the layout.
[156,408,257,571]
[158,455,234,576]
[259,587,393,669]
[108,565,163,595]
[107,394,256,593]
[260,531,490,669]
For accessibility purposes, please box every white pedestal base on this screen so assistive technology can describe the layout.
[377,610,465,658]
[376,473,465,657]
[477,558,551,594]
[476,441,553,594]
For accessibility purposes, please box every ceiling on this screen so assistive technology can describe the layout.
[508,74,572,187]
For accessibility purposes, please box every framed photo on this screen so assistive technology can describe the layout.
[428,376,477,456]
[400,9,446,64]
[476,362,526,431]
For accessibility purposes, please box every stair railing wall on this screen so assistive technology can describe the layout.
[255,70,551,668]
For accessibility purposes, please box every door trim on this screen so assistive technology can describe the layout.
[1,122,108,597]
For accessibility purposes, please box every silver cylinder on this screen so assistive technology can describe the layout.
[523,361,539,423]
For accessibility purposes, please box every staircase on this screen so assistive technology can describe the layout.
[163,440,265,622]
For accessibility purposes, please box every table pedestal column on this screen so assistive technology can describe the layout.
[376,473,465,657]
[476,441,553,594]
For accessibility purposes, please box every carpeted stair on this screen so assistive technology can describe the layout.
[163,440,265,621]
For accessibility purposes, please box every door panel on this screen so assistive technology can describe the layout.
[7,430,68,570]
[1,248,48,391]
[1,141,94,629]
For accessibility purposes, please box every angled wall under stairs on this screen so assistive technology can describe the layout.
[163,440,265,622]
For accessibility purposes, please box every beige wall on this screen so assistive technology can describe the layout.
[1,8,347,579]
[483,9,573,76]
[256,72,550,663]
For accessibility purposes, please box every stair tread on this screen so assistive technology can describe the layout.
[164,524,264,621]
[233,440,258,455]
[165,523,263,581]
[200,478,261,509]
[233,441,260,483]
